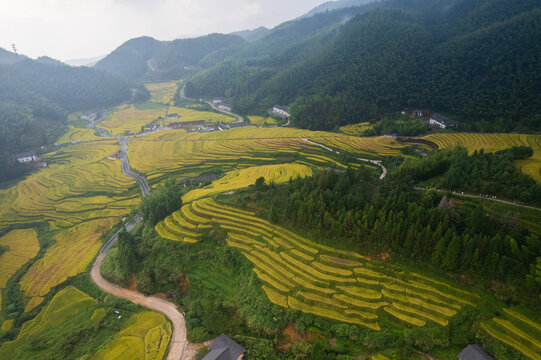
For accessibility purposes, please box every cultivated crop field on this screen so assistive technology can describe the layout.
[339,122,374,136]
[91,311,171,360]
[20,218,115,311]
[0,141,138,310]
[0,229,39,312]
[315,136,407,157]
[0,286,169,360]
[248,116,279,126]
[164,106,236,125]
[56,125,102,143]
[156,198,479,331]
[145,82,179,104]
[128,128,354,185]
[182,163,313,203]
[481,308,541,359]
[98,103,166,136]
[424,133,541,182]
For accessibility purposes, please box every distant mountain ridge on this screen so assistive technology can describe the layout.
[94,34,246,81]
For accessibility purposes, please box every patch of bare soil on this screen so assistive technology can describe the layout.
[277,322,324,351]
[128,275,137,291]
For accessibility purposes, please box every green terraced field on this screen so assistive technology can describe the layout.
[156,198,480,331]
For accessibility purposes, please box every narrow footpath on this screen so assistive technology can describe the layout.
[90,135,194,360]
[302,138,388,180]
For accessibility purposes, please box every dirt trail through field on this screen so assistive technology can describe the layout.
[91,254,198,359]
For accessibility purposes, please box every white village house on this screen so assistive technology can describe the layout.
[429,113,459,128]
[213,97,224,104]
[11,151,38,163]
[218,103,232,112]
[271,105,290,118]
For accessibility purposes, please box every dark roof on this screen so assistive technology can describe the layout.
[11,150,37,160]
[431,113,459,126]
[219,103,232,107]
[203,334,245,360]
[167,113,179,117]
[458,345,495,360]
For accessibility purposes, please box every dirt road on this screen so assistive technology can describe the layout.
[91,254,198,360]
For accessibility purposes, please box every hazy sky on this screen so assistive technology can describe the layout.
[0,0,325,61]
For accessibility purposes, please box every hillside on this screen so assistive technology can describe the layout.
[0,54,141,182]
[94,34,246,82]
[185,0,541,132]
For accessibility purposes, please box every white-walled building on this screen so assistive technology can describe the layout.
[429,113,459,128]
[11,151,38,163]
[218,103,232,112]
[272,105,290,118]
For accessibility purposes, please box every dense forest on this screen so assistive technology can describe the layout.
[241,158,541,298]
[185,0,541,131]
[0,54,142,182]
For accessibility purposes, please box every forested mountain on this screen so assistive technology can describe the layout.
[94,34,246,81]
[185,0,541,131]
[0,54,140,182]
[300,0,375,18]
[230,27,269,42]
[0,48,25,64]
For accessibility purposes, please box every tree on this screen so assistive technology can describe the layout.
[138,178,183,225]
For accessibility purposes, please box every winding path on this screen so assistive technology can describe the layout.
[302,138,388,180]
[414,187,541,211]
[90,135,194,360]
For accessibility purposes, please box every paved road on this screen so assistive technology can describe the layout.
[206,100,244,123]
[414,187,541,211]
[119,137,150,196]
[302,138,388,180]
[90,134,193,359]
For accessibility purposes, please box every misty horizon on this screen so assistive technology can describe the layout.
[0,0,325,61]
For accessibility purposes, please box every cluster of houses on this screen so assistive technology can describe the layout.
[10,151,47,168]
[270,105,290,118]
[213,98,233,112]
[80,113,97,122]
[405,109,459,129]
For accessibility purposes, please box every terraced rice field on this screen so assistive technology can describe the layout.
[164,106,236,125]
[0,287,100,358]
[146,82,179,104]
[20,218,116,311]
[56,125,102,143]
[128,128,352,184]
[424,133,541,182]
[0,141,138,310]
[481,308,541,359]
[0,141,137,231]
[248,116,279,126]
[182,163,313,203]
[0,229,39,311]
[91,311,171,360]
[156,198,479,330]
[316,136,407,157]
[339,122,374,136]
[98,103,166,136]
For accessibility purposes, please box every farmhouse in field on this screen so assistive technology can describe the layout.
[213,97,224,104]
[166,113,179,120]
[457,344,494,360]
[271,105,290,118]
[218,103,232,112]
[11,151,38,163]
[202,334,246,360]
[429,113,458,128]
